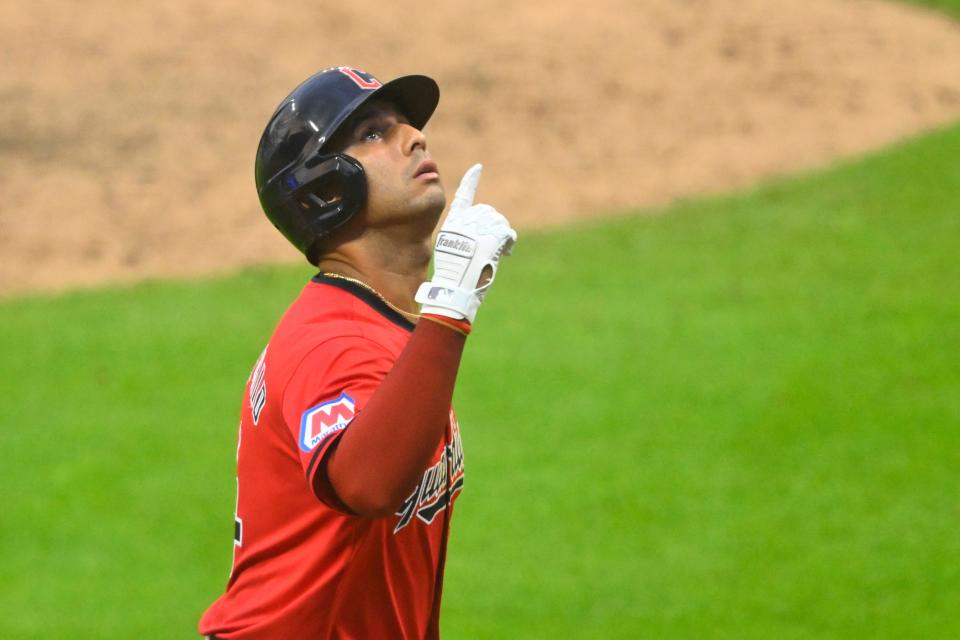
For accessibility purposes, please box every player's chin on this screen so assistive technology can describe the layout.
[413,183,446,216]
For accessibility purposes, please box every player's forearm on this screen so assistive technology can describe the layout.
[325,319,466,517]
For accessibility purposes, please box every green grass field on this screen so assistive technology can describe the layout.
[2,119,957,638]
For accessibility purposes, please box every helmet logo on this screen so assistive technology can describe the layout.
[337,67,382,90]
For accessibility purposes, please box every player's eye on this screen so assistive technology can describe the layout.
[356,117,392,143]
[360,126,383,142]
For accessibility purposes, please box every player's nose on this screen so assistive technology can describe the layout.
[398,123,427,156]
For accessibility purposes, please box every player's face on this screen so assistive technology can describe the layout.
[335,100,446,227]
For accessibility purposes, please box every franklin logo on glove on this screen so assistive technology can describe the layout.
[435,233,477,258]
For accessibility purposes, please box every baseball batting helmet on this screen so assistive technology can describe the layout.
[255,66,440,264]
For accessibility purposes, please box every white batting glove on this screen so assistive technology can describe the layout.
[416,164,517,323]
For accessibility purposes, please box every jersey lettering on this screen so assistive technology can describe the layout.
[232,423,243,570]
[249,346,268,426]
[394,412,465,533]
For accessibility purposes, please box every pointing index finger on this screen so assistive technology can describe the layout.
[450,163,483,213]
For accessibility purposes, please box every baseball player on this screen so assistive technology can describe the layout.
[198,66,516,639]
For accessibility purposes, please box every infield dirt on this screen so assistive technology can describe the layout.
[2,0,960,296]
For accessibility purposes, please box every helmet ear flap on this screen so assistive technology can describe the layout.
[299,154,367,237]
[299,155,365,266]
[260,153,367,257]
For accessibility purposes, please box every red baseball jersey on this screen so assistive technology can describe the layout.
[199,274,465,639]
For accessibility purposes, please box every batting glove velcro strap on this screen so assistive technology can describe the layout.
[417,163,517,324]
[415,283,481,321]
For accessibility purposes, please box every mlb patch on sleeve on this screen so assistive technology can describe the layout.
[299,392,356,452]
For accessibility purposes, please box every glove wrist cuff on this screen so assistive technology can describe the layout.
[415,282,481,322]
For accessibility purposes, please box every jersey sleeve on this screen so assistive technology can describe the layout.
[281,336,395,509]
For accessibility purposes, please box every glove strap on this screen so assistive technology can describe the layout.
[415,282,481,322]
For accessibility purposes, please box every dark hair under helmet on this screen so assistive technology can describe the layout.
[255,67,440,264]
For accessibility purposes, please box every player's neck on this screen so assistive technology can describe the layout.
[316,231,433,316]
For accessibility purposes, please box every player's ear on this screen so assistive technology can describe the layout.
[315,173,345,205]
[302,170,349,209]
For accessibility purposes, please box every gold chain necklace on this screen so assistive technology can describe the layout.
[320,272,421,322]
